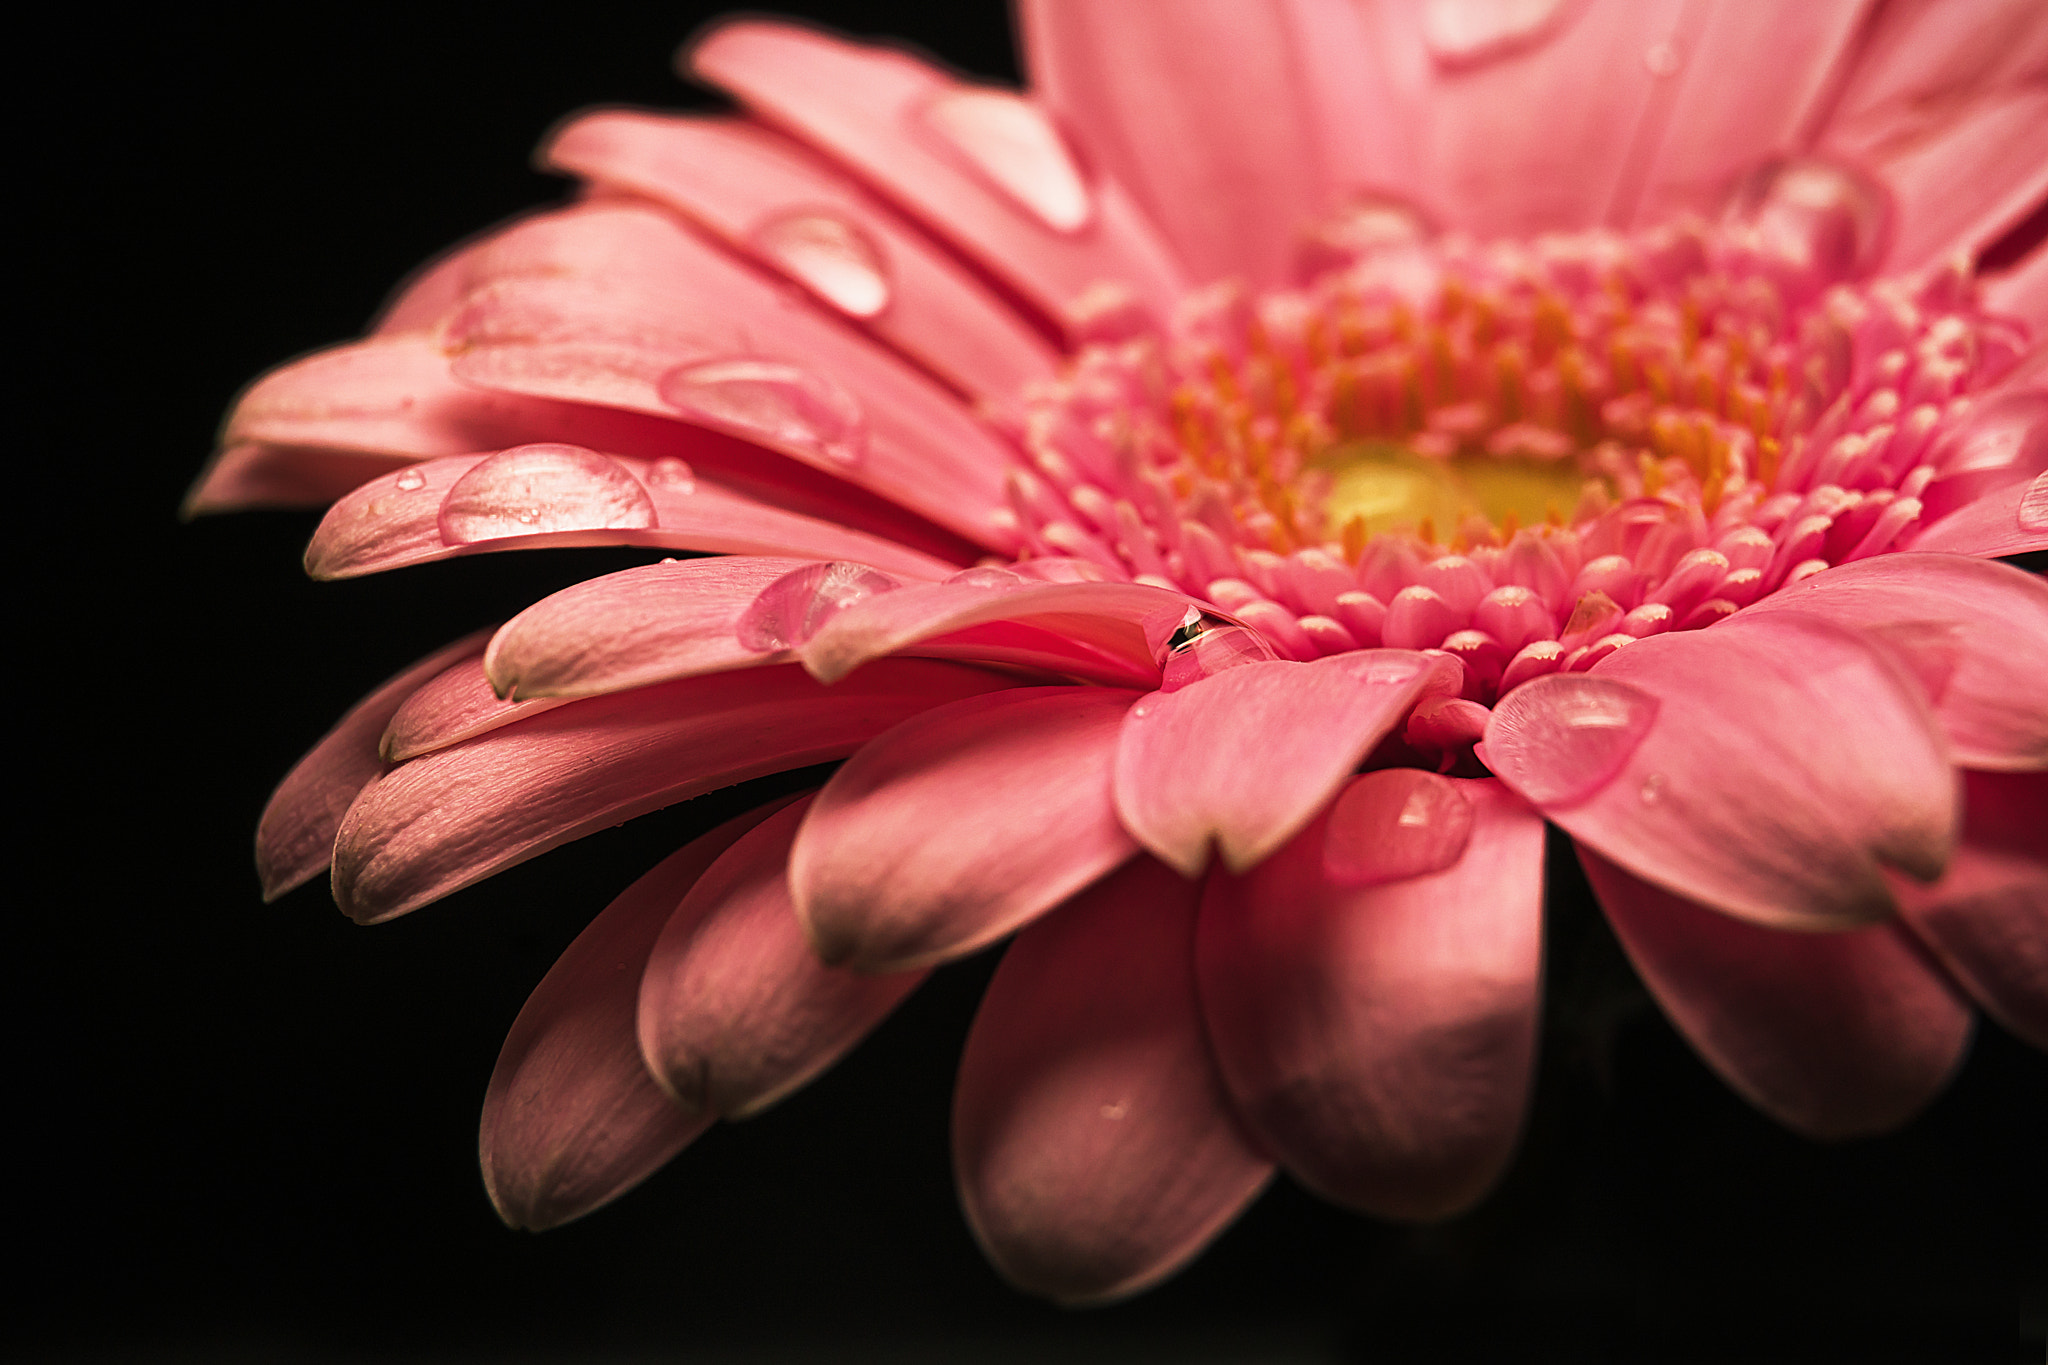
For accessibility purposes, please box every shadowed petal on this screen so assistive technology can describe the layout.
[381,650,565,762]
[954,856,1272,1304]
[1198,777,1544,1219]
[1909,474,2048,559]
[1582,847,1973,1140]
[637,798,925,1119]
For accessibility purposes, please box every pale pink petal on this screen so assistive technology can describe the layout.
[443,205,1018,548]
[182,442,412,516]
[637,798,926,1119]
[381,652,567,763]
[791,687,1139,972]
[330,659,1011,924]
[1743,553,2048,771]
[1019,0,1331,286]
[1485,612,1956,930]
[1820,0,2048,164]
[481,805,792,1229]
[1197,777,1544,1219]
[1582,847,1974,1139]
[485,557,811,701]
[1908,473,2048,559]
[1893,770,2048,1049]
[304,452,954,582]
[254,629,493,901]
[371,235,492,335]
[953,856,1272,1304]
[545,111,1058,402]
[1113,650,1461,877]
[687,20,1187,338]
[1981,245,2048,333]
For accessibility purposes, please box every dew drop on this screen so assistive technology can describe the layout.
[393,468,427,491]
[1324,769,1475,886]
[1643,39,1681,77]
[748,209,892,319]
[1422,0,1571,68]
[1639,772,1665,804]
[438,444,658,545]
[734,561,902,652]
[1159,608,1280,692]
[643,457,695,492]
[1729,157,1892,284]
[919,88,1093,233]
[659,359,867,467]
[1297,193,1437,282]
[1483,673,1660,807]
[945,565,1027,588]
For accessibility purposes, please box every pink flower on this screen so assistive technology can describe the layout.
[198,2,2048,1303]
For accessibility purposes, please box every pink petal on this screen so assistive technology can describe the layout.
[953,856,1272,1303]
[1582,846,1974,1139]
[1486,612,1956,930]
[304,451,954,582]
[1742,553,2048,772]
[254,629,493,901]
[330,659,1011,924]
[485,557,811,701]
[688,20,1187,340]
[1908,473,2048,558]
[637,798,925,1119]
[442,205,1018,548]
[1893,770,2048,1050]
[545,111,1058,403]
[1197,777,1544,1219]
[182,442,412,516]
[481,806,790,1229]
[1981,245,2048,333]
[1113,651,1462,877]
[791,687,1139,972]
[381,651,566,763]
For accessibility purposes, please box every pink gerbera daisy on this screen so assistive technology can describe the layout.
[195,0,2048,1303]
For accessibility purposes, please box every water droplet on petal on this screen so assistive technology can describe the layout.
[1422,0,1571,68]
[748,209,892,319]
[393,468,427,491]
[945,565,1027,588]
[1730,157,1892,283]
[659,358,867,467]
[1642,39,1681,77]
[643,457,695,492]
[439,444,658,544]
[1324,769,1475,885]
[1298,192,1438,280]
[1638,772,1665,804]
[919,88,1093,233]
[1159,609,1280,692]
[734,561,902,652]
[1483,673,1660,807]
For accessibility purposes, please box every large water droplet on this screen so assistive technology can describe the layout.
[1323,769,1475,885]
[659,359,867,467]
[1158,607,1280,692]
[438,444,658,544]
[1729,157,1892,284]
[919,88,1093,234]
[1482,673,1659,807]
[734,561,902,652]
[1422,0,1572,68]
[748,209,892,319]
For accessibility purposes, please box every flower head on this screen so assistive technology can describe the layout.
[200,1,2048,1303]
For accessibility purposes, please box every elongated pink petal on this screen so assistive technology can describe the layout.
[1197,777,1544,1219]
[183,442,413,516]
[331,659,1011,924]
[1908,473,2048,558]
[1486,612,1956,930]
[486,557,810,701]
[546,112,1058,402]
[791,687,1139,972]
[1982,246,2048,333]
[481,804,793,1229]
[1114,650,1461,877]
[1742,553,2048,772]
[304,451,953,582]
[953,856,1272,1304]
[381,652,566,763]
[637,798,925,1119]
[442,205,1019,548]
[254,629,494,901]
[1582,847,1974,1139]
[1893,770,2048,1049]
[688,20,1187,339]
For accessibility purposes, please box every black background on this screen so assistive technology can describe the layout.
[16,2,2047,1360]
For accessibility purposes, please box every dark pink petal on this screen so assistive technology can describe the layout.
[331,659,1011,924]
[791,687,1139,972]
[485,557,810,701]
[1866,86,2048,271]
[1909,474,2048,558]
[1743,553,2048,772]
[1114,651,1461,877]
[1197,778,1543,1219]
[688,20,1187,340]
[545,111,1058,403]
[637,798,925,1119]
[381,652,565,763]
[953,857,1272,1304]
[1893,770,2048,1050]
[1486,612,1956,930]
[481,805,792,1229]
[1582,847,1974,1140]
[254,629,494,901]
[1982,246,2048,333]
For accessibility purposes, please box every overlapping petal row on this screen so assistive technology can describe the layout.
[209,1,2048,1302]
